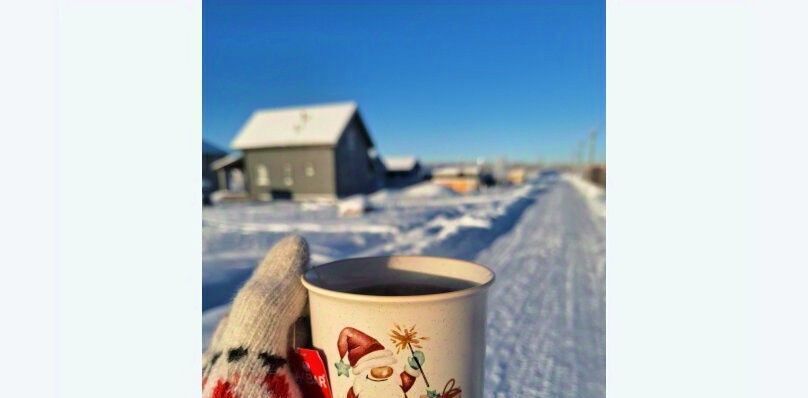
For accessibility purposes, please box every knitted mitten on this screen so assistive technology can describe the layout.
[202,235,309,398]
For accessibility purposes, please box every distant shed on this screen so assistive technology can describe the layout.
[202,140,227,203]
[210,152,245,192]
[431,165,489,194]
[506,167,527,185]
[382,156,425,188]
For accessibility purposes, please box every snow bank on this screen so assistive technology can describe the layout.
[563,173,606,219]
[337,195,368,217]
[369,182,457,203]
[359,184,535,258]
[210,190,248,204]
[368,189,392,201]
[431,214,492,240]
[400,182,457,198]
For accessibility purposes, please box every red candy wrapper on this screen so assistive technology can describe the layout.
[290,348,333,398]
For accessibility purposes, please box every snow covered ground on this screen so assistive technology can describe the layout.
[480,174,605,398]
[202,180,539,342]
[202,172,605,397]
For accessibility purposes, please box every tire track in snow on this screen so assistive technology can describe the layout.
[476,178,605,398]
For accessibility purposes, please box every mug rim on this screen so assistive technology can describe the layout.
[301,255,495,303]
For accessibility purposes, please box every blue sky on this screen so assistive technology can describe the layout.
[204,0,604,163]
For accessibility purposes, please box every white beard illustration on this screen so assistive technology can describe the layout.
[352,371,405,398]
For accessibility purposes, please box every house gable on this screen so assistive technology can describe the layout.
[333,115,381,197]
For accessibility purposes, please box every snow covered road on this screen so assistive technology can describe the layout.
[201,174,606,397]
[478,178,605,398]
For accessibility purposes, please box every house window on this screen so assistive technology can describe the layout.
[305,162,315,177]
[283,163,294,186]
[255,164,269,186]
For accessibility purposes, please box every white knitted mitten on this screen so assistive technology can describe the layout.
[202,235,309,398]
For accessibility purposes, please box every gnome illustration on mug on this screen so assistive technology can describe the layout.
[334,327,423,398]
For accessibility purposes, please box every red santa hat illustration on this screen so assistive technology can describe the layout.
[337,327,397,375]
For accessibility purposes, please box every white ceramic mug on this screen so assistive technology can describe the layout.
[301,255,495,398]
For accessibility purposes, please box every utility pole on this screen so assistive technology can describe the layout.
[577,140,585,169]
[587,128,598,166]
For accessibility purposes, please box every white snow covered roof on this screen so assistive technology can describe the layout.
[231,102,358,150]
[433,165,481,177]
[432,167,460,177]
[382,156,419,172]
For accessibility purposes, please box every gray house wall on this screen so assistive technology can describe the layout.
[244,146,336,201]
[334,116,379,197]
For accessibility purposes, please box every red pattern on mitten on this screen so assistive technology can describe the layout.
[212,379,237,398]
[263,373,290,398]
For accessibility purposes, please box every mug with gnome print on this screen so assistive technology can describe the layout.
[301,256,494,398]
